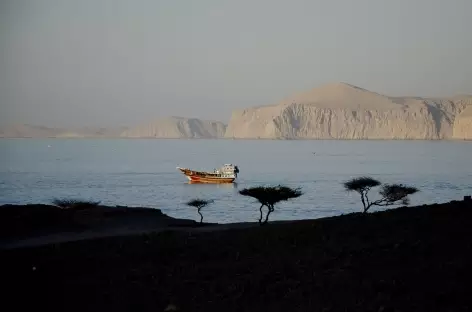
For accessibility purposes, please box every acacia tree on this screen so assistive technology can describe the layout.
[239,185,303,225]
[186,199,213,223]
[343,177,419,213]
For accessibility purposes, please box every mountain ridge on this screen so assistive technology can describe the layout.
[2,83,471,139]
[224,83,472,140]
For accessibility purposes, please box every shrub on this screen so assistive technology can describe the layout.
[51,198,101,210]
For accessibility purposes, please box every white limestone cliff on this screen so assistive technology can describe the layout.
[224,83,472,140]
[121,116,226,138]
[453,105,472,140]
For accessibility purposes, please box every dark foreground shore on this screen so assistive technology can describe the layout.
[1,200,472,311]
[0,204,205,248]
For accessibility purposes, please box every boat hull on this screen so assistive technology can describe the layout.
[187,175,235,184]
[177,167,236,184]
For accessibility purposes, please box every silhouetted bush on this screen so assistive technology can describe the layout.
[344,177,419,213]
[51,198,101,210]
[186,199,213,223]
[239,185,303,224]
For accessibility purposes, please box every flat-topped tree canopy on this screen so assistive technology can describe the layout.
[344,177,381,193]
[239,185,303,224]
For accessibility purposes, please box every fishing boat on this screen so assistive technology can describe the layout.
[176,164,240,184]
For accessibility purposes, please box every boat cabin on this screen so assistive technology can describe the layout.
[212,164,239,177]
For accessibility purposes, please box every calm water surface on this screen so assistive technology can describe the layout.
[1,139,471,223]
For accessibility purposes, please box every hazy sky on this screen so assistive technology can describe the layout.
[1,0,471,127]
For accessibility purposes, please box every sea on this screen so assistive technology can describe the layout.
[1,139,471,223]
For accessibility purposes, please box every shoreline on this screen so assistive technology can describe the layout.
[1,137,471,141]
[0,203,326,249]
[0,204,198,249]
[1,199,470,249]
[1,199,471,311]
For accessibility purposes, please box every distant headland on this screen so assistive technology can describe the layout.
[2,83,471,140]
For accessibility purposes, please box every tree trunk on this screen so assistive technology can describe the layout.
[258,204,264,224]
[198,208,203,223]
[361,193,367,213]
[263,205,273,224]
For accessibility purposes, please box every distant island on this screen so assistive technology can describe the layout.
[2,83,471,140]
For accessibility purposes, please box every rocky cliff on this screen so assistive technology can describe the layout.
[224,83,472,140]
[121,117,226,138]
[453,105,472,140]
[0,118,225,139]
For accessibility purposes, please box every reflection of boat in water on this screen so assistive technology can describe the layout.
[177,164,240,184]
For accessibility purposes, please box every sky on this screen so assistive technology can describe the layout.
[1,0,471,127]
